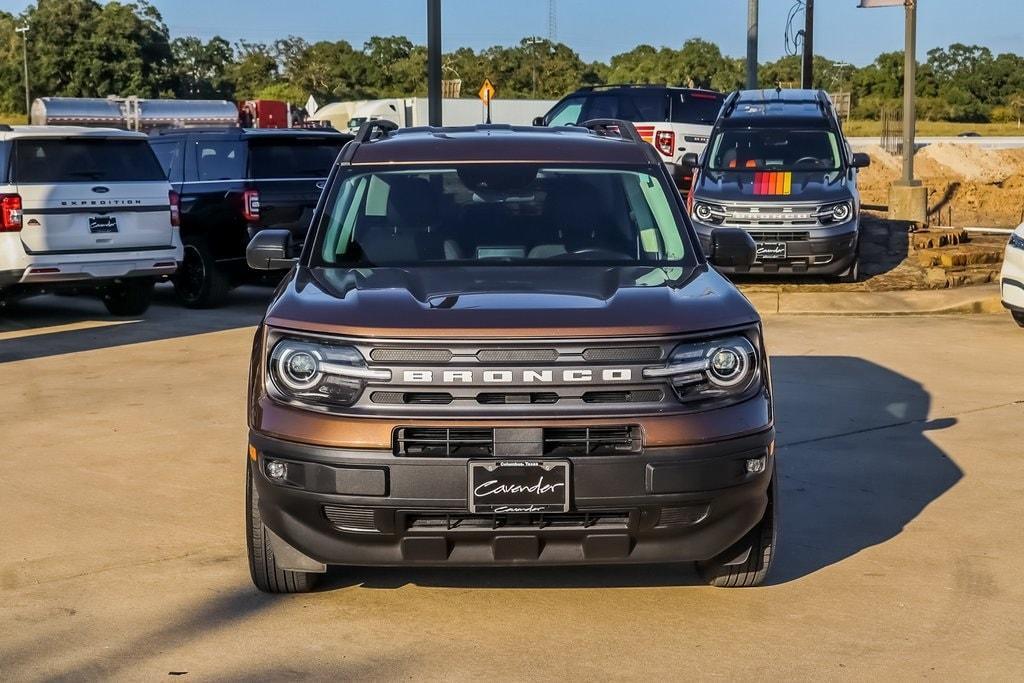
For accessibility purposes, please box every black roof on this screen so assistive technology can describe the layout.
[719,89,835,127]
[341,122,661,166]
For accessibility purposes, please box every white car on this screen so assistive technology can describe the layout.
[537,85,725,190]
[1000,223,1024,327]
[0,125,182,315]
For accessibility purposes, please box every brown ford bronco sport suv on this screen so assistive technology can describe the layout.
[244,119,775,593]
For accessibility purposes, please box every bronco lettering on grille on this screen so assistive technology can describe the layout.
[401,369,634,384]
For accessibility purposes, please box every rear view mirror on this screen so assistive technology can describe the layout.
[851,152,871,168]
[247,229,296,270]
[709,228,756,269]
[681,152,700,168]
[532,116,546,127]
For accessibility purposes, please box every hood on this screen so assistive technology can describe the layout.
[264,265,759,339]
[694,168,853,203]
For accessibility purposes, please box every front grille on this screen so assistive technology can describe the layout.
[405,511,630,531]
[476,392,559,405]
[370,391,453,405]
[370,348,453,363]
[543,426,642,455]
[581,390,664,404]
[582,346,663,362]
[476,348,558,362]
[393,425,642,456]
[323,506,378,532]
[394,427,495,456]
[750,231,811,242]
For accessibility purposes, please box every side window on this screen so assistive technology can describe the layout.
[194,140,245,181]
[149,141,181,182]
[622,93,669,122]
[546,96,585,126]
[0,142,8,184]
[580,95,618,121]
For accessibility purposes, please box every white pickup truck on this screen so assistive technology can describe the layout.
[0,125,182,314]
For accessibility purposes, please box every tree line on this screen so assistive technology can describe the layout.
[2,0,1023,123]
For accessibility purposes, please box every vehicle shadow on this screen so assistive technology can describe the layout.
[0,284,272,363]
[318,355,961,590]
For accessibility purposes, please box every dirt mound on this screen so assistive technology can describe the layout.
[917,143,1023,183]
[855,142,1024,227]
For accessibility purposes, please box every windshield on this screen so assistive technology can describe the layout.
[13,139,166,183]
[249,140,345,179]
[315,165,693,268]
[707,128,841,171]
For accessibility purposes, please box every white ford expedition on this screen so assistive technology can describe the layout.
[0,125,182,315]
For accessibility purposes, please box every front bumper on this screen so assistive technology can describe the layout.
[694,222,859,276]
[249,428,775,567]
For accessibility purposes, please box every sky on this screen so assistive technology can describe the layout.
[0,0,1020,66]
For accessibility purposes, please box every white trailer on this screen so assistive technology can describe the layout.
[344,98,557,133]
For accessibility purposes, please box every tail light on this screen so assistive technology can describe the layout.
[0,193,23,232]
[242,189,261,222]
[654,131,676,157]
[168,190,181,227]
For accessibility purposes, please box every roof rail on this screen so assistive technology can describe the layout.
[0,124,12,132]
[578,83,663,91]
[354,119,398,143]
[579,118,643,144]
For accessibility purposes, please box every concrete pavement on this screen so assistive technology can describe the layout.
[2,288,1023,680]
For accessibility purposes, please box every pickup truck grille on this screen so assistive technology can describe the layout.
[393,425,642,457]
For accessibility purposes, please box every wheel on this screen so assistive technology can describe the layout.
[246,461,318,594]
[697,476,776,587]
[101,278,153,316]
[173,237,230,308]
[1012,310,1024,328]
[836,257,859,284]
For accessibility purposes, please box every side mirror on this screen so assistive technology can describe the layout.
[851,152,871,168]
[709,228,756,268]
[532,116,546,127]
[247,229,296,271]
[680,152,700,168]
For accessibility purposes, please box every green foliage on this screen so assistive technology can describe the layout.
[1,0,1020,124]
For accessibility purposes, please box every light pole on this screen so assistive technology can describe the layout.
[859,0,927,224]
[746,0,758,89]
[427,0,442,127]
[16,25,30,123]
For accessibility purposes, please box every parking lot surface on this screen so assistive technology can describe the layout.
[2,286,1023,680]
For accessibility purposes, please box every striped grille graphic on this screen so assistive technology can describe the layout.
[753,171,792,196]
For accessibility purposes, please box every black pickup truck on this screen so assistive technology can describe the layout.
[149,127,352,307]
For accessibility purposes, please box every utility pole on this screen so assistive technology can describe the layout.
[900,0,917,186]
[801,0,814,89]
[526,36,542,98]
[859,0,926,224]
[746,0,758,89]
[16,25,30,123]
[427,0,442,127]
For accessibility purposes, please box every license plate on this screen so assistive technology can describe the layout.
[756,241,787,260]
[89,216,118,234]
[468,461,570,514]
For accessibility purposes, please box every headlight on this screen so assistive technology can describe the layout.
[693,201,725,225]
[1009,233,1024,251]
[817,201,854,224]
[267,336,390,409]
[643,332,763,407]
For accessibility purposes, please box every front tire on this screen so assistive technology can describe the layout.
[173,238,230,308]
[246,462,318,594]
[101,278,153,316]
[1012,310,1024,328]
[698,476,776,587]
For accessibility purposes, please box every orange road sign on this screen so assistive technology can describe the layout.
[478,79,496,103]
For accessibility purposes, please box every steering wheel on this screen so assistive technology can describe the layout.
[562,247,631,260]
[792,156,822,167]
